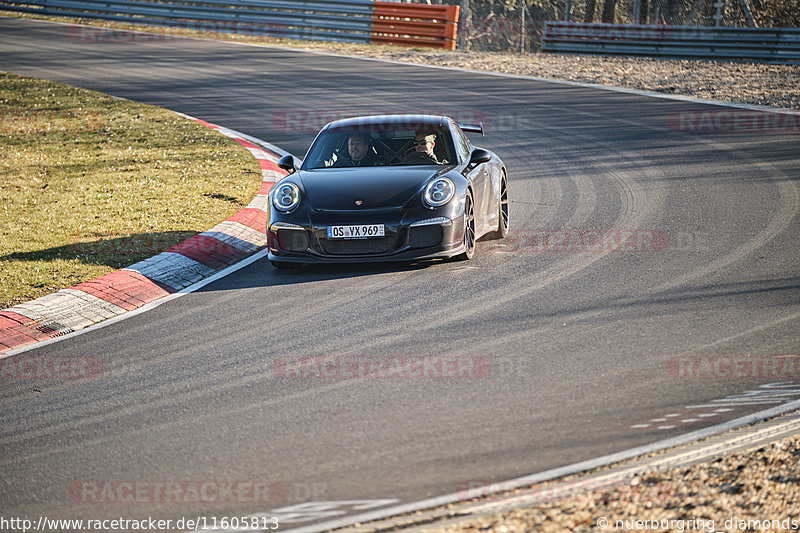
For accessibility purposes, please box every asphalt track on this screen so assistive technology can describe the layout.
[1,17,799,530]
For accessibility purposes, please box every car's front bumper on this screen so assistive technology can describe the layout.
[267,206,466,264]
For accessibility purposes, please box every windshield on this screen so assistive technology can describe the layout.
[302,123,456,170]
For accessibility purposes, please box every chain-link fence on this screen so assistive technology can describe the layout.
[422,0,799,51]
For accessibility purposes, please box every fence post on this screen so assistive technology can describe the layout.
[685,0,703,24]
[459,0,470,49]
[714,0,725,26]
[738,0,756,26]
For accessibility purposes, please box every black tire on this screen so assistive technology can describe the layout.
[453,190,476,261]
[270,260,302,269]
[486,171,509,240]
[497,171,509,239]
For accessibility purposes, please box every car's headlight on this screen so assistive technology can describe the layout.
[273,182,300,212]
[423,177,455,208]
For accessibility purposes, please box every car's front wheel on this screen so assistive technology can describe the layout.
[497,171,509,239]
[486,171,509,240]
[453,190,476,261]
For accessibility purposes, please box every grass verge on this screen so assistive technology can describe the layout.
[0,71,262,309]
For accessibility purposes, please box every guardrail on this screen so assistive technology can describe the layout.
[0,0,375,42]
[542,22,800,63]
[0,0,459,49]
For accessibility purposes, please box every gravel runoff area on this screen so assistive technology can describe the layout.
[341,48,800,111]
[428,434,800,533]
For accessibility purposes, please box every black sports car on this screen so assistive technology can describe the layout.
[267,115,509,268]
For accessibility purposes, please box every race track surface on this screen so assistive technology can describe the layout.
[1,17,799,529]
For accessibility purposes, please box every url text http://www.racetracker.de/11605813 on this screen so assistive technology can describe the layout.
[0,515,280,532]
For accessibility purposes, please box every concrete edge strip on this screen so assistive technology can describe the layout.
[445,411,800,513]
[0,115,287,356]
[279,399,800,533]
[1,250,268,358]
[368,408,800,533]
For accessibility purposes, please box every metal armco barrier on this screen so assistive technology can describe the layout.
[0,0,375,42]
[372,2,458,50]
[0,0,458,49]
[542,22,800,63]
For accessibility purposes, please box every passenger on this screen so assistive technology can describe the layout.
[336,133,380,167]
[402,131,439,164]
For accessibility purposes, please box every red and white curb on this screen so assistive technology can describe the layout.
[0,115,288,356]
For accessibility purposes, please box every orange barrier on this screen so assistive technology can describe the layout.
[372,2,459,50]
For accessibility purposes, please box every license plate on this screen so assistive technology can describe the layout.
[327,224,385,239]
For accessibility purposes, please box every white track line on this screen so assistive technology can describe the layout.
[1,250,268,359]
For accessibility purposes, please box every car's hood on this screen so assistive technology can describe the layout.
[297,166,443,210]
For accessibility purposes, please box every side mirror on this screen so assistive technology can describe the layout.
[468,148,491,167]
[277,154,297,173]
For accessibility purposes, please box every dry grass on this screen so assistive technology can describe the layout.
[0,72,262,309]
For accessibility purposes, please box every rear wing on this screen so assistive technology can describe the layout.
[457,122,484,136]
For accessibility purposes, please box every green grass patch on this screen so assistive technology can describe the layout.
[0,72,262,309]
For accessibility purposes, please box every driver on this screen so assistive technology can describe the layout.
[401,131,439,164]
[335,133,380,167]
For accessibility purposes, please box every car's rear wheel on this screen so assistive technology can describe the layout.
[453,190,476,261]
[271,260,302,269]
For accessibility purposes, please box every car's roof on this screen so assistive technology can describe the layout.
[323,114,450,131]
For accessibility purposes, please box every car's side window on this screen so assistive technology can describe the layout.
[453,127,472,164]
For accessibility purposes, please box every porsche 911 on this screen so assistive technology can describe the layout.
[268,114,508,268]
